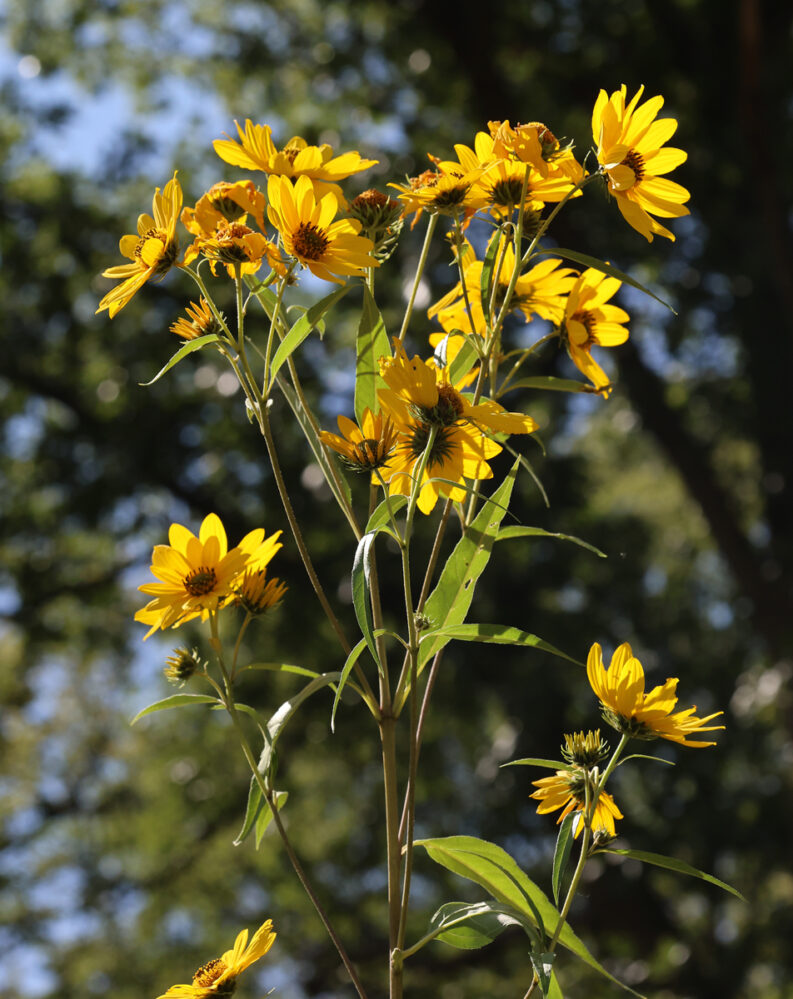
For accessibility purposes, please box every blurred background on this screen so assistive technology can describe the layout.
[1,1,791,997]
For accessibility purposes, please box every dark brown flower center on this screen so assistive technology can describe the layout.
[619,148,645,183]
[283,145,301,164]
[293,222,330,261]
[183,566,217,596]
[414,384,465,427]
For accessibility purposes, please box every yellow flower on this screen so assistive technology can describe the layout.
[453,131,580,218]
[379,338,537,437]
[562,267,629,397]
[267,175,378,283]
[592,85,690,242]
[182,208,285,278]
[156,919,276,998]
[376,340,536,514]
[134,513,282,639]
[213,119,377,181]
[170,299,226,341]
[319,408,398,473]
[181,180,266,234]
[531,769,623,839]
[96,173,182,318]
[388,158,489,224]
[488,119,584,186]
[587,642,725,747]
[234,570,288,616]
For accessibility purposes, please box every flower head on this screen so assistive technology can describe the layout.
[389,158,489,225]
[320,408,398,473]
[562,267,630,397]
[267,175,378,284]
[134,513,282,639]
[183,218,284,279]
[587,642,725,747]
[234,570,288,616]
[488,119,583,183]
[96,173,182,318]
[592,85,690,242]
[214,119,377,182]
[163,647,204,686]
[182,180,266,234]
[531,768,622,839]
[156,919,276,998]
[170,299,226,341]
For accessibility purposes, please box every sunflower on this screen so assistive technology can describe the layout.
[234,570,288,616]
[267,175,378,284]
[183,216,284,279]
[96,173,182,318]
[170,299,226,341]
[388,158,489,224]
[453,131,579,218]
[531,769,623,839]
[156,919,276,999]
[319,408,398,473]
[592,85,690,242]
[181,180,266,234]
[587,642,725,747]
[561,267,629,397]
[214,119,377,182]
[134,513,282,639]
[488,119,584,183]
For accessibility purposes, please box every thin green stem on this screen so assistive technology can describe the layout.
[520,169,601,268]
[380,716,403,999]
[398,213,439,342]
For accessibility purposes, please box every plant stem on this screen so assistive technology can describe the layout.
[398,213,438,342]
[380,715,403,999]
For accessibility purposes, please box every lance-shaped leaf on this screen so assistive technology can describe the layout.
[130,693,220,725]
[502,758,570,771]
[499,375,599,395]
[600,849,745,901]
[331,628,402,731]
[139,334,221,386]
[449,335,481,385]
[552,814,575,908]
[496,525,606,559]
[428,901,530,951]
[419,623,582,667]
[256,672,342,782]
[416,836,643,996]
[479,226,503,325]
[354,284,390,424]
[536,247,675,313]
[269,284,352,382]
[254,789,288,848]
[352,532,382,674]
[532,952,556,997]
[419,459,519,671]
[365,495,407,536]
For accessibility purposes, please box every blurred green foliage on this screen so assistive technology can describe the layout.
[1,2,792,997]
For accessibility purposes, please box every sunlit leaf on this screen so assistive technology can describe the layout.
[354,284,390,424]
[139,335,221,386]
[601,849,745,900]
[130,693,219,725]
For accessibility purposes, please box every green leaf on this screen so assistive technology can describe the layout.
[278,380,353,512]
[429,901,527,951]
[351,532,382,675]
[502,758,569,771]
[416,836,643,996]
[547,971,564,999]
[234,775,265,847]
[418,459,519,672]
[365,495,407,535]
[480,227,503,324]
[601,849,745,901]
[496,525,607,558]
[354,285,390,424]
[537,247,675,313]
[532,952,556,996]
[419,623,582,667]
[618,753,675,767]
[331,628,398,731]
[254,789,288,848]
[244,662,322,679]
[269,284,352,381]
[552,815,575,908]
[500,375,598,395]
[256,672,342,781]
[449,335,482,385]
[139,334,221,386]
[130,693,219,725]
